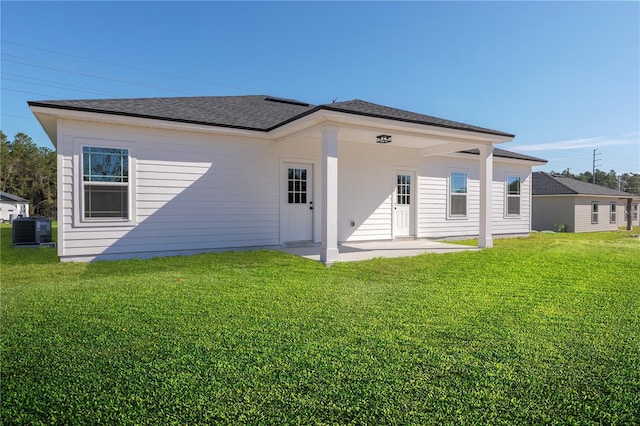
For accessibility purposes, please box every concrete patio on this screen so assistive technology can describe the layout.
[277,239,480,263]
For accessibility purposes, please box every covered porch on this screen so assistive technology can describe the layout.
[278,238,479,263]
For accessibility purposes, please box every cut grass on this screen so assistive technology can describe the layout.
[1,224,639,424]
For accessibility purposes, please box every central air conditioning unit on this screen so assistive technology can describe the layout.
[12,217,52,246]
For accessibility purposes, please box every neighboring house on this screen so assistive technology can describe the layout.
[29,95,546,263]
[0,192,29,223]
[532,172,639,232]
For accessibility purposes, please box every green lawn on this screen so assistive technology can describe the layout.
[1,224,639,425]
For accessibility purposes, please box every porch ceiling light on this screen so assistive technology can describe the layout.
[376,134,392,144]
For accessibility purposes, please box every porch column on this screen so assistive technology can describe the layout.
[478,145,494,248]
[321,125,339,265]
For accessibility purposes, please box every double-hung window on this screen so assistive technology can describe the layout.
[610,202,617,224]
[449,172,468,217]
[506,176,521,217]
[634,204,639,221]
[591,202,599,224]
[83,146,129,219]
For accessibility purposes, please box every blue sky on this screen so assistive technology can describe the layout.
[2,1,639,174]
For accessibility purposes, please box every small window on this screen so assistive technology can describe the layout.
[287,168,308,204]
[506,176,521,217]
[610,202,617,224]
[591,202,599,224]
[83,147,129,219]
[450,172,467,217]
[633,204,638,221]
[396,174,411,205]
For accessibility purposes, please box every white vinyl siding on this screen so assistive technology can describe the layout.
[58,121,279,261]
[56,119,537,261]
[419,156,532,239]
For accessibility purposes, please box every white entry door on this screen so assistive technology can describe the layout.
[282,163,313,242]
[394,172,414,237]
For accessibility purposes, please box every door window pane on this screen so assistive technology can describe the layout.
[396,174,411,205]
[288,167,308,204]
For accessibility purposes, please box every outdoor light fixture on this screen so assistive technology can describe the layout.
[376,134,392,144]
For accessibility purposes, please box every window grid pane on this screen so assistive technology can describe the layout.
[450,172,467,216]
[287,168,308,204]
[507,176,520,195]
[83,147,128,182]
[396,174,411,206]
[84,185,128,218]
[507,197,520,216]
[83,146,129,219]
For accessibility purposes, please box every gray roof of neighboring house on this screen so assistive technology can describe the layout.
[459,148,546,163]
[532,172,637,197]
[0,191,29,203]
[28,95,515,137]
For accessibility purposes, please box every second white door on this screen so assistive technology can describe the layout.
[394,172,414,237]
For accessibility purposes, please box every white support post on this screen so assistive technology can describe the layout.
[478,145,494,248]
[321,126,339,265]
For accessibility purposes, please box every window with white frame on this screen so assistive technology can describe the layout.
[83,146,129,219]
[449,172,467,217]
[610,202,617,224]
[591,202,599,224]
[634,204,638,221]
[506,176,521,216]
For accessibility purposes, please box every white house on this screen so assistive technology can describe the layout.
[29,95,546,264]
[0,191,29,223]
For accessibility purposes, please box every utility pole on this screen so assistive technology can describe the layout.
[592,149,601,184]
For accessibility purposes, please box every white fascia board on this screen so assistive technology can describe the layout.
[29,106,270,141]
[268,109,514,144]
[445,151,546,166]
[319,110,513,144]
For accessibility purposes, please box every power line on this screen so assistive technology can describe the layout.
[2,55,200,96]
[2,40,256,93]
[2,76,120,97]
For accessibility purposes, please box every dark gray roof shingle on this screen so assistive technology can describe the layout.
[29,95,514,137]
[28,95,316,131]
[0,191,29,202]
[459,148,546,163]
[533,172,637,197]
[324,99,515,137]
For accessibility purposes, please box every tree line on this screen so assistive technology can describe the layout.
[1,131,56,218]
[1,130,639,220]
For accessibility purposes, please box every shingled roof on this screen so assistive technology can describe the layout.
[533,172,637,197]
[28,95,514,137]
[0,191,29,203]
[459,148,546,163]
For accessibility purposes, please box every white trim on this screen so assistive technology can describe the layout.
[504,173,522,218]
[447,168,469,219]
[609,202,617,224]
[73,138,137,228]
